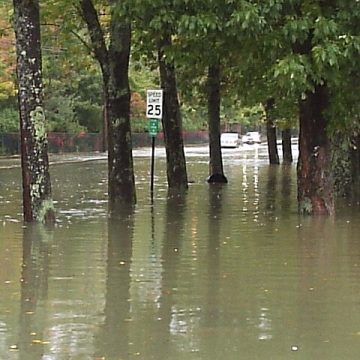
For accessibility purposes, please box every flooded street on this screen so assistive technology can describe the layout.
[1,144,360,359]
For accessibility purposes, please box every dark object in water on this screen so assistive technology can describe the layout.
[207,173,228,184]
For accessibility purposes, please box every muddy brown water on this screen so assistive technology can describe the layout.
[1,145,360,359]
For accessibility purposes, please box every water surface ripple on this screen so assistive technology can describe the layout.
[1,146,360,359]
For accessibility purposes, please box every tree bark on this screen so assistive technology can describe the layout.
[282,128,293,164]
[158,34,188,192]
[107,19,136,206]
[291,18,334,215]
[350,135,360,199]
[265,98,280,165]
[207,63,226,182]
[350,135,360,181]
[79,0,136,207]
[101,95,108,152]
[332,133,352,197]
[13,0,54,223]
[297,84,334,215]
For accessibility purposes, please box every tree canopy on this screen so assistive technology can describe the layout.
[2,0,360,212]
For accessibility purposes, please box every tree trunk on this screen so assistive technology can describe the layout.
[207,63,227,183]
[107,19,136,206]
[282,128,293,163]
[13,0,54,224]
[350,135,360,199]
[265,98,280,165]
[332,133,352,197]
[297,84,334,215]
[350,135,360,181]
[101,92,108,152]
[79,0,136,207]
[158,34,188,192]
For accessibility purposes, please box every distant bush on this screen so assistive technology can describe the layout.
[0,107,19,133]
[45,93,86,134]
[74,100,102,133]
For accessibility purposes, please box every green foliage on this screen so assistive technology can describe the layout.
[4,0,360,144]
[42,45,103,133]
[74,100,102,133]
[0,80,15,101]
[273,54,313,94]
[71,73,103,132]
[234,104,265,129]
[44,88,85,134]
[0,107,18,133]
[271,97,298,130]
[43,75,104,134]
[182,104,208,131]
[130,116,148,133]
[129,59,159,96]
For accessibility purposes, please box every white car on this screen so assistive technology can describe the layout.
[242,131,261,144]
[220,133,240,148]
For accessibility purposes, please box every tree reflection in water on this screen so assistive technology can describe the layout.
[95,206,134,359]
[19,225,53,360]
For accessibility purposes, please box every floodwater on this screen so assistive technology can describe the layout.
[1,144,360,359]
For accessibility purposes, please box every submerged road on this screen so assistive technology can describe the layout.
[0,142,299,169]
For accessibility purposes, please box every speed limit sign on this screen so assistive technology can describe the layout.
[146,89,163,119]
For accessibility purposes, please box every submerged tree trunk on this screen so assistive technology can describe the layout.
[13,0,54,223]
[158,34,188,192]
[107,20,136,206]
[282,128,293,164]
[297,84,334,215]
[265,98,280,165]
[101,92,108,152]
[79,0,136,207]
[207,63,227,183]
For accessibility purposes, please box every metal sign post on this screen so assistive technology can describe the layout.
[146,90,163,203]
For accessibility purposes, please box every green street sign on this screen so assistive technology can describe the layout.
[148,119,159,136]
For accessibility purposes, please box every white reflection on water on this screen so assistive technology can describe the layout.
[253,165,259,209]
[130,253,163,310]
[0,321,9,355]
[129,208,163,310]
[241,163,261,223]
[47,323,98,358]
[256,307,273,341]
[170,306,201,353]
